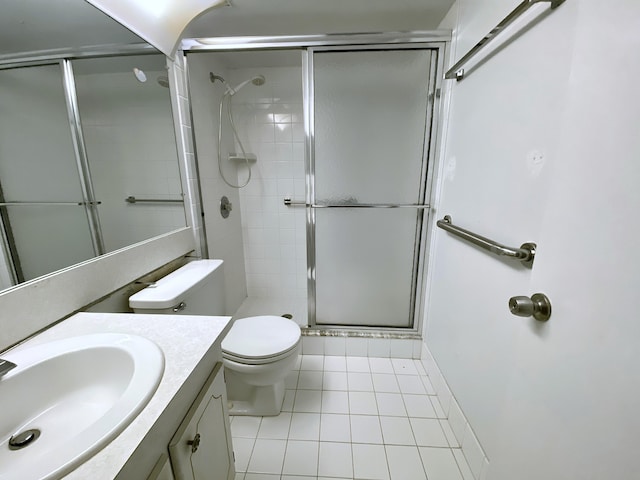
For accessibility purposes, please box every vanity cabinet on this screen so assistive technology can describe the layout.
[168,362,235,480]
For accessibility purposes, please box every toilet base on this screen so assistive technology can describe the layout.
[225,370,285,416]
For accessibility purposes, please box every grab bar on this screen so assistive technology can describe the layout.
[125,196,184,204]
[0,201,101,206]
[436,215,536,267]
[444,0,566,81]
[283,197,430,209]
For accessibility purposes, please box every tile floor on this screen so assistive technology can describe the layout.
[230,355,474,480]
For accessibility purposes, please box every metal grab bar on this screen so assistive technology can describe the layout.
[283,197,430,209]
[436,215,536,268]
[125,196,184,204]
[0,201,101,206]
[444,0,566,81]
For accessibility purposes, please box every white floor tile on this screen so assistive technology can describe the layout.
[380,416,416,445]
[369,357,395,374]
[282,389,296,412]
[372,373,401,393]
[321,390,350,414]
[349,391,379,415]
[348,372,374,391]
[232,437,255,472]
[397,375,428,395]
[421,375,437,395]
[318,442,354,478]
[403,394,437,418]
[385,445,427,480]
[352,443,390,480]
[300,354,325,371]
[419,447,464,480]
[246,439,286,474]
[297,370,323,390]
[284,370,299,389]
[232,416,262,438]
[323,371,349,391]
[244,474,278,480]
[293,389,322,413]
[376,392,407,417]
[346,356,371,372]
[256,412,292,440]
[350,414,383,444]
[320,413,351,442]
[429,395,447,418]
[414,359,428,376]
[289,412,320,440]
[324,355,347,372]
[391,358,420,375]
[409,418,449,447]
[324,337,347,356]
[282,440,319,476]
[440,419,460,447]
[234,473,245,480]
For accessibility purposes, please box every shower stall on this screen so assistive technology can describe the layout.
[186,33,445,332]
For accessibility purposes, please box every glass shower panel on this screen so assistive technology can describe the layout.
[0,64,95,282]
[313,49,432,327]
[315,208,418,327]
[314,50,431,204]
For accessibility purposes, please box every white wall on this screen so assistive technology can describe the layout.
[426,1,640,479]
[187,53,248,314]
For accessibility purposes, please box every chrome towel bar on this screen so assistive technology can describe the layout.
[283,197,430,209]
[125,196,184,204]
[444,0,566,81]
[436,215,536,268]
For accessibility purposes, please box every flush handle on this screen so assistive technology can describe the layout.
[508,293,552,321]
[172,302,186,313]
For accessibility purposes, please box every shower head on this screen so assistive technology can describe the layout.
[227,75,266,96]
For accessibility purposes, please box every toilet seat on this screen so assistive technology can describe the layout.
[222,316,301,365]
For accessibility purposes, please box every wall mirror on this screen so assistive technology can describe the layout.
[0,1,187,290]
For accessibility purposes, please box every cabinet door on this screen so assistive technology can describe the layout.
[169,362,235,480]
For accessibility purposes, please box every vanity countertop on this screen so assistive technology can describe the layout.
[12,311,232,480]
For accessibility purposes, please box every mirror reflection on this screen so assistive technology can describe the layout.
[0,54,186,289]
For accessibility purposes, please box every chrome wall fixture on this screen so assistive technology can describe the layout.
[444,0,566,81]
[436,215,536,267]
[125,196,184,204]
[283,197,431,209]
[508,293,552,321]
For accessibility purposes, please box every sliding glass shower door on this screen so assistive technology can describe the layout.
[310,48,437,328]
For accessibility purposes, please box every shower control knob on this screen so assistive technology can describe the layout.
[508,293,551,322]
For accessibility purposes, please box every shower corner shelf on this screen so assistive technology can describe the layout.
[228,153,257,163]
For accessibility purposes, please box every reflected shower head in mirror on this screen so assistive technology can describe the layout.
[157,76,170,88]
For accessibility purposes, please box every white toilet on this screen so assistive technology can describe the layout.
[129,259,301,416]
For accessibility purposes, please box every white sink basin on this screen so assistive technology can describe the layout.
[0,333,164,479]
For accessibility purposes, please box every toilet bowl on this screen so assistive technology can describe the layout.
[128,259,301,416]
[221,315,301,416]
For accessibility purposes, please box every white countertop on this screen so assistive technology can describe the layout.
[9,311,232,480]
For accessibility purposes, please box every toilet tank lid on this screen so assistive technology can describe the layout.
[129,259,223,309]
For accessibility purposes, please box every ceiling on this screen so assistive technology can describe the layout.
[0,0,455,58]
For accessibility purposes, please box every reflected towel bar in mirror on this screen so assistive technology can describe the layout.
[436,215,536,268]
[283,197,430,209]
[125,196,184,204]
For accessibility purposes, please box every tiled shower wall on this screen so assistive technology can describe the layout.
[227,66,308,325]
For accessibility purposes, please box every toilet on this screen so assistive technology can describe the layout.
[128,259,301,416]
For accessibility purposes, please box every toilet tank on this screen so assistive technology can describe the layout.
[129,259,226,316]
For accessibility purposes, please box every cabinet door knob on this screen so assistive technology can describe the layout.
[508,293,552,321]
[187,433,201,453]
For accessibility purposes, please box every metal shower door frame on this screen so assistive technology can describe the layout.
[303,43,445,332]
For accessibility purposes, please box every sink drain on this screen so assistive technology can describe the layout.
[8,429,40,450]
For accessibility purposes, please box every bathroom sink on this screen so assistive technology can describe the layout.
[0,333,164,480]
